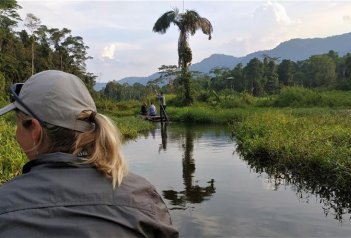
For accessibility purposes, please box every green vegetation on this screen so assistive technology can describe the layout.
[0,0,95,93]
[0,118,26,183]
[231,109,351,167]
[273,87,351,107]
[101,51,351,105]
[107,115,155,139]
[230,109,351,209]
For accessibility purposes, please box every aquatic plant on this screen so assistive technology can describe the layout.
[231,109,351,211]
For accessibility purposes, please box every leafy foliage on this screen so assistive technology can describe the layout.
[0,117,26,184]
[0,2,95,95]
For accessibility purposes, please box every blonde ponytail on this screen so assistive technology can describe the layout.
[73,111,128,188]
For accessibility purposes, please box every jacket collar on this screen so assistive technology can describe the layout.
[22,153,89,174]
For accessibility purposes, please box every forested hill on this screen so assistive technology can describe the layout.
[99,32,351,89]
[190,32,351,73]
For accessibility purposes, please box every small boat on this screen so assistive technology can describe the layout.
[139,114,168,122]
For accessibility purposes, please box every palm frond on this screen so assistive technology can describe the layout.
[198,18,213,40]
[181,10,201,35]
[152,9,178,34]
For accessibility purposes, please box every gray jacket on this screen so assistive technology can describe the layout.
[0,153,179,237]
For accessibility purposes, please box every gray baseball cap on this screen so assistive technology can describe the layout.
[0,70,97,132]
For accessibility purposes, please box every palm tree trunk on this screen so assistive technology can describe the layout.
[31,41,34,75]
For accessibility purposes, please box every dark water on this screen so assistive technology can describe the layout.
[122,123,351,237]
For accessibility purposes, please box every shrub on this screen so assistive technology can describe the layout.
[274,87,322,107]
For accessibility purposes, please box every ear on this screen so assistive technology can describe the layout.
[30,119,43,144]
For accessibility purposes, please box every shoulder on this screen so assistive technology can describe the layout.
[117,172,168,213]
[0,174,33,214]
[118,172,160,202]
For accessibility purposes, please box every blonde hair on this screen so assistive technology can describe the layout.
[73,111,128,188]
[18,110,128,188]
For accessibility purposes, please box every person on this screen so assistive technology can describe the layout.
[140,102,147,115]
[157,92,167,121]
[149,102,157,117]
[0,70,178,237]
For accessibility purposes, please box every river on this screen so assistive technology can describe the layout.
[122,123,351,237]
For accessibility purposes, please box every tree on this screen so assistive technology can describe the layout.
[307,55,336,87]
[0,0,21,52]
[24,13,41,75]
[209,67,231,91]
[278,59,295,86]
[231,63,244,92]
[153,8,213,105]
[153,65,178,89]
[61,35,91,74]
[48,27,71,70]
[336,53,351,89]
[264,60,279,95]
[244,58,264,96]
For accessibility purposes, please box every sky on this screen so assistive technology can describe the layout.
[16,0,351,83]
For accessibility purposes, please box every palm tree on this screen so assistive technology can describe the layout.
[153,8,213,104]
[153,8,212,71]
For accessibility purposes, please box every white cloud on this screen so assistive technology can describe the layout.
[100,42,141,61]
[268,1,293,25]
[101,44,116,60]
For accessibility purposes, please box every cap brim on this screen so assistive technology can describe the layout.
[0,103,16,116]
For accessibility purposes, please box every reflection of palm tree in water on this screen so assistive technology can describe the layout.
[163,126,216,208]
[159,122,167,152]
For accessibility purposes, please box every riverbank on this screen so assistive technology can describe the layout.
[229,108,351,209]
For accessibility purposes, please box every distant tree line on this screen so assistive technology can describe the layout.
[0,0,96,95]
[201,50,350,97]
[103,50,351,101]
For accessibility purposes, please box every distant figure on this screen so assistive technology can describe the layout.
[157,92,167,121]
[149,102,157,116]
[140,102,147,115]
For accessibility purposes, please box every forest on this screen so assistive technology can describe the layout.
[0,0,95,99]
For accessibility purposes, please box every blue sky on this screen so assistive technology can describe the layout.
[17,0,351,82]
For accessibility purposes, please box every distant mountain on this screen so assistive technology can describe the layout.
[93,32,351,90]
[190,32,351,73]
[94,82,107,91]
[117,72,160,85]
[93,73,160,91]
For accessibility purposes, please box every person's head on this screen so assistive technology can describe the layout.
[0,70,127,187]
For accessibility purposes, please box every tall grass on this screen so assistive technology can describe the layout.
[96,98,140,117]
[273,87,351,107]
[106,115,155,139]
[167,106,259,124]
[231,109,351,191]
